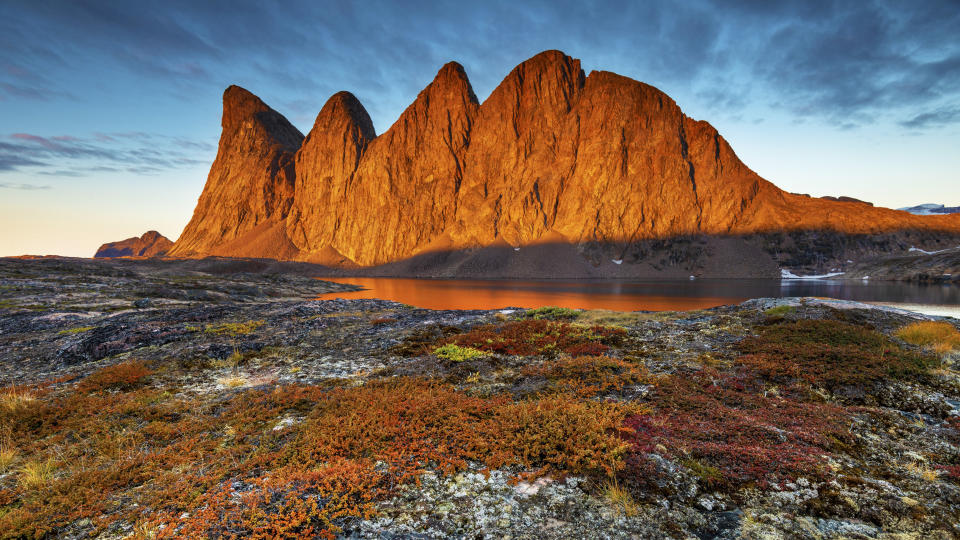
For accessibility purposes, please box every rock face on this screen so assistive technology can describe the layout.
[171,50,960,269]
[168,86,303,259]
[94,231,173,258]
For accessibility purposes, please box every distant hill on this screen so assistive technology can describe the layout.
[94,231,173,258]
[166,50,960,277]
[898,204,960,216]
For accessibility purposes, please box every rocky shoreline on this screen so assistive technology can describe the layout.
[1,257,959,539]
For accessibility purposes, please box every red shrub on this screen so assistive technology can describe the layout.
[621,370,851,490]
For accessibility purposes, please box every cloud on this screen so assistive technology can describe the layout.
[0,132,214,178]
[1,0,958,134]
[899,106,960,129]
[0,182,50,190]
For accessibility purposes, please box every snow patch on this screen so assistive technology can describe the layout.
[908,246,959,255]
[781,269,845,280]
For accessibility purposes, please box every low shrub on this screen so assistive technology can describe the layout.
[737,319,938,390]
[439,319,626,357]
[521,355,649,397]
[76,360,153,393]
[0,376,635,538]
[621,369,851,491]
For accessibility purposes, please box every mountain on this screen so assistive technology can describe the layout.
[168,50,960,276]
[94,231,173,258]
[899,204,960,216]
[169,86,303,259]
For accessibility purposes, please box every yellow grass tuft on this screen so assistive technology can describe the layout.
[0,387,35,413]
[217,375,249,388]
[603,479,639,516]
[896,321,960,354]
[19,459,57,489]
[0,443,17,472]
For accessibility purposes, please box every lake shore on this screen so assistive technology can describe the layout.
[1,257,959,538]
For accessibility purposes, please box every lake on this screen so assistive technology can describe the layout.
[315,277,960,316]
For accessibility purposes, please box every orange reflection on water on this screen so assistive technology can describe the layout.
[315,277,750,311]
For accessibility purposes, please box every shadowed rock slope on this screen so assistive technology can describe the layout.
[94,231,173,258]
[169,50,960,270]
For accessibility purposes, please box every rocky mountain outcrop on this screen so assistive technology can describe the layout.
[168,86,303,259]
[170,50,960,271]
[94,231,173,258]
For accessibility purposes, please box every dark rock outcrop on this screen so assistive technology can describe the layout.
[94,231,173,258]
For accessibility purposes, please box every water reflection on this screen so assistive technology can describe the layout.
[316,277,960,314]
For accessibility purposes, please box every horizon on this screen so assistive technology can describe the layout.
[2,0,959,257]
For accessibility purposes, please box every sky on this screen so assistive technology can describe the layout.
[1,0,959,257]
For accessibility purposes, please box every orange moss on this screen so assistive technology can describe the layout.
[76,360,153,393]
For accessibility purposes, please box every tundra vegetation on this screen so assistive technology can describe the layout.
[0,258,959,538]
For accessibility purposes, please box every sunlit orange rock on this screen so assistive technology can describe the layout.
[168,85,303,259]
[170,51,960,269]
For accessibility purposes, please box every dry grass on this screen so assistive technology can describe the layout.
[602,479,639,516]
[217,375,250,388]
[0,387,35,413]
[19,459,56,489]
[0,443,16,472]
[896,321,960,354]
[905,460,941,482]
[575,309,668,326]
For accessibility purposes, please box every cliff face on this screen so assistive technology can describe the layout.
[168,86,303,259]
[171,50,960,268]
[94,231,173,258]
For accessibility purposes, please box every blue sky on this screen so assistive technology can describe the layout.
[1,0,958,256]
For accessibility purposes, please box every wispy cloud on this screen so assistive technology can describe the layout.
[899,106,960,129]
[1,0,958,134]
[0,182,50,190]
[0,132,214,178]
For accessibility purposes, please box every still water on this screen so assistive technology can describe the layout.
[316,277,960,316]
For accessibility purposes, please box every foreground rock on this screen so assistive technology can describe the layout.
[1,258,959,539]
[93,230,173,258]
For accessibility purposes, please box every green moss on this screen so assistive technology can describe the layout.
[681,458,723,484]
[764,305,795,318]
[57,326,95,336]
[525,306,579,320]
[433,344,486,362]
[204,320,265,337]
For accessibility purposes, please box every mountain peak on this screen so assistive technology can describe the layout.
[220,85,303,151]
[314,91,376,141]
[431,62,479,104]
